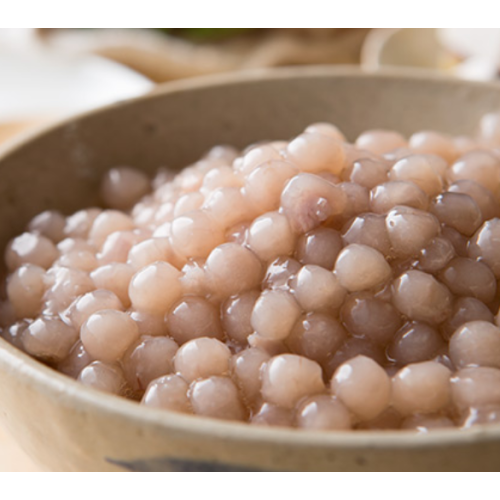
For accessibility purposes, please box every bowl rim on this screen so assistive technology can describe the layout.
[1,64,500,452]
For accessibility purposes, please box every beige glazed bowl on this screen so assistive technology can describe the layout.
[2,67,500,472]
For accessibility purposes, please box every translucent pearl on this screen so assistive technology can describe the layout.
[123,336,178,391]
[334,244,391,292]
[285,132,345,174]
[27,210,66,243]
[5,232,58,271]
[448,180,500,221]
[451,367,500,410]
[251,290,301,341]
[342,213,391,256]
[296,395,351,430]
[128,262,182,315]
[167,296,223,345]
[66,289,123,329]
[190,376,246,421]
[91,263,135,308]
[142,374,191,413]
[370,181,428,214]
[7,264,46,318]
[430,193,482,237]
[261,354,324,409]
[203,187,251,229]
[57,341,93,379]
[449,150,500,193]
[64,208,101,239]
[468,219,500,278]
[356,130,407,155]
[305,122,345,142]
[222,291,260,345]
[409,131,457,163]
[127,237,174,270]
[442,297,494,340]
[331,355,391,421]
[100,166,150,210]
[264,256,301,291]
[174,337,230,382]
[295,227,343,269]
[81,310,139,363]
[78,361,126,395]
[251,403,294,427]
[391,361,451,415]
[88,210,135,248]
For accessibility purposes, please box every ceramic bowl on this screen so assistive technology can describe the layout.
[2,67,500,472]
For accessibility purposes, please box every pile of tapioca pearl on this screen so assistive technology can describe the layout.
[5,114,500,432]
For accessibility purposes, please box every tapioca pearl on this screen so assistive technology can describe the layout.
[57,341,93,379]
[454,135,479,155]
[7,264,46,318]
[132,201,158,227]
[22,316,78,363]
[388,322,444,366]
[305,122,345,142]
[331,355,391,421]
[341,294,402,345]
[356,408,403,430]
[247,212,296,262]
[292,265,346,312]
[430,192,482,237]
[127,238,172,270]
[442,297,494,340]
[296,395,352,431]
[448,180,500,221]
[342,144,382,169]
[451,367,500,410]
[440,226,466,258]
[225,222,249,245]
[222,291,260,345]
[64,208,101,239]
[251,290,301,341]
[386,206,440,258]
[129,310,167,337]
[170,210,225,259]
[57,237,96,255]
[231,347,271,406]
[391,361,451,416]
[295,227,342,269]
[401,414,455,432]
[91,263,135,308]
[349,158,389,189]
[280,173,347,233]
[237,145,282,176]
[55,250,98,272]
[27,210,66,243]
[337,182,370,222]
[173,166,204,193]
[203,187,251,229]
[261,354,325,409]
[5,232,58,271]
[285,132,345,174]
[1,319,28,350]
[100,166,150,210]
[44,267,95,312]
[440,258,496,304]
[122,336,178,392]
[449,149,500,192]
[417,236,455,273]
[97,230,142,265]
[479,112,500,144]
[244,160,298,214]
[461,405,500,428]
[247,332,287,357]
[174,337,230,383]
[370,181,429,214]
[141,374,191,413]
[449,321,500,369]
[66,289,123,330]
[334,244,391,292]
[201,166,242,193]
[129,262,181,315]
[383,147,415,162]
[356,130,407,156]
[190,376,246,421]
[468,219,500,278]
[205,144,239,163]
[264,256,301,291]
[409,131,457,163]
[167,296,223,345]
[153,202,175,225]
[88,211,135,249]
[342,213,391,256]
[205,243,263,298]
[250,403,294,427]
[78,361,126,395]
[179,259,209,297]
[285,312,346,365]
[389,155,444,197]
[392,270,452,324]
[172,192,204,218]
[81,309,139,363]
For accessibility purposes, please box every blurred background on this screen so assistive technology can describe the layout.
[1,27,500,471]
[2,28,500,147]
